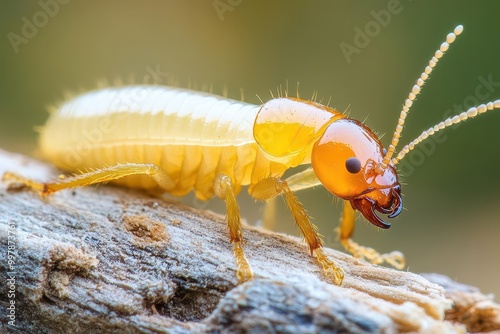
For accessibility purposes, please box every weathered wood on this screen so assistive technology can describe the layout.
[422,273,500,333]
[0,149,497,333]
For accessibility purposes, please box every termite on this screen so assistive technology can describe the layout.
[3,25,499,285]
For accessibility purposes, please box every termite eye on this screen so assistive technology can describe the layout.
[345,157,362,174]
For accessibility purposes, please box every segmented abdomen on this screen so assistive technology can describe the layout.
[40,86,288,199]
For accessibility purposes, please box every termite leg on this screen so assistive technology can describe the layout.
[213,174,253,283]
[250,177,344,285]
[339,200,405,269]
[2,163,175,195]
[261,167,320,230]
[284,167,322,193]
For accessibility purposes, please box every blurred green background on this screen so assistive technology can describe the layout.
[1,1,499,297]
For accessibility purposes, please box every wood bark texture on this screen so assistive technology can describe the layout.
[0,149,499,334]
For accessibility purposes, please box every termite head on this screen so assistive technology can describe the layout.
[311,119,402,228]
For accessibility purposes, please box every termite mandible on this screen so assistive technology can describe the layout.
[3,25,499,285]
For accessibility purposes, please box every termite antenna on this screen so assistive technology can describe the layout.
[376,25,464,174]
[392,100,500,165]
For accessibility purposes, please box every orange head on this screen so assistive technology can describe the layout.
[312,119,402,228]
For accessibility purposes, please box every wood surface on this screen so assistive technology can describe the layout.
[1,149,498,333]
